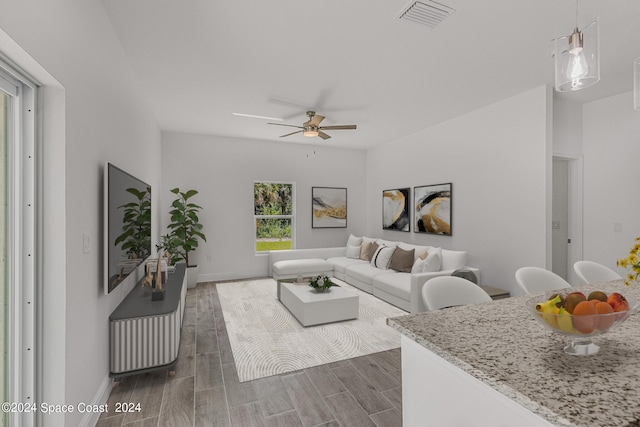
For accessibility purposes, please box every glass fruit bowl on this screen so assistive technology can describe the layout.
[526,293,638,356]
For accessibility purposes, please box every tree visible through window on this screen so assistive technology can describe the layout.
[254,182,294,252]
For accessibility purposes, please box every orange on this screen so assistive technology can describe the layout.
[595,301,615,331]
[572,301,597,334]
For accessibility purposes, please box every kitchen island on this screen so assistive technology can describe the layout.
[387,280,640,427]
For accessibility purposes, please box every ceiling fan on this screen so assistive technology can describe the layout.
[268,111,357,140]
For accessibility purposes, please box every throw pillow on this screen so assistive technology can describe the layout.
[411,257,427,274]
[346,244,361,259]
[347,234,363,247]
[389,247,415,273]
[360,242,371,260]
[365,242,380,261]
[423,247,442,272]
[370,245,396,270]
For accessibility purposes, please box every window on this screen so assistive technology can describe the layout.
[254,182,295,252]
[0,61,37,427]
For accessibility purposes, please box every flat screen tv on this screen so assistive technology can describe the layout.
[104,163,152,294]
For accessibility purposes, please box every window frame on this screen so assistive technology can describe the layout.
[253,181,296,254]
[0,59,37,427]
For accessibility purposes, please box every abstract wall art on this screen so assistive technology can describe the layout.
[382,188,410,231]
[312,187,347,228]
[414,183,452,235]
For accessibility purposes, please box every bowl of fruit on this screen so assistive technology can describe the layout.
[526,290,637,356]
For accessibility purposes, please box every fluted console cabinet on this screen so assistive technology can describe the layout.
[109,264,187,377]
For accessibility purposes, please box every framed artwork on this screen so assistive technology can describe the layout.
[312,187,347,228]
[414,183,452,235]
[382,188,410,231]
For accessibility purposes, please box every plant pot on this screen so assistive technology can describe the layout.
[187,265,199,289]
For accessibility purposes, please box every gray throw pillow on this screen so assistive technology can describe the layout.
[389,247,415,273]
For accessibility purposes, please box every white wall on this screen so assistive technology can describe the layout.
[365,86,552,296]
[583,90,639,274]
[0,1,161,426]
[553,96,583,158]
[161,132,367,281]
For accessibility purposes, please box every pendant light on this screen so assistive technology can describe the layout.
[634,57,640,110]
[553,0,600,92]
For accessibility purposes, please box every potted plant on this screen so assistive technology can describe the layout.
[167,187,206,288]
[156,233,180,265]
[308,274,335,293]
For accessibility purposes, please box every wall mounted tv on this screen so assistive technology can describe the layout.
[104,163,152,294]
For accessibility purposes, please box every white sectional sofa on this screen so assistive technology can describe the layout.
[269,235,480,314]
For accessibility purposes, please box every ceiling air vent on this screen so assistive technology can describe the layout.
[397,0,455,30]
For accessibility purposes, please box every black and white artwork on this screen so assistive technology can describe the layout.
[414,183,452,235]
[312,187,347,228]
[382,188,410,231]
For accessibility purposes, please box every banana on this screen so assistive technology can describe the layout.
[557,307,578,334]
[536,295,562,329]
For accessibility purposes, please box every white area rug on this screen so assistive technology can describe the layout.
[217,278,407,382]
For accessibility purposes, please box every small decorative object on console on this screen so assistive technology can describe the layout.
[152,256,165,301]
[308,275,334,293]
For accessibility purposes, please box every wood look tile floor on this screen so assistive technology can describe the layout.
[97,282,403,427]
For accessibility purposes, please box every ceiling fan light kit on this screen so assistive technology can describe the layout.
[268,111,356,140]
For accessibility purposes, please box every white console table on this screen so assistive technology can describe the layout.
[109,263,187,377]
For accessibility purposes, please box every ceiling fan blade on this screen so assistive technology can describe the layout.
[318,131,331,140]
[268,123,303,129]
[280,130,303,138]
[309,114,325,127]
[319,125,357,130]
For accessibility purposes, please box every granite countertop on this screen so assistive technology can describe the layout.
[388,281,640,427]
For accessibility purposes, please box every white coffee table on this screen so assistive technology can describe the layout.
[278,280,359,327]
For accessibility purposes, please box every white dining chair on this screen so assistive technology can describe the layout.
[421,276,492,311]
[574,260,622,285]
[515,266,571,295]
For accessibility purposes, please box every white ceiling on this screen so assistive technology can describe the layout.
[101,0,640,150]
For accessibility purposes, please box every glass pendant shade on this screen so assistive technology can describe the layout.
[634,57,640,111]
[554,20,600,92]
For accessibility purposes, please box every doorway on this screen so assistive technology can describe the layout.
[552,156,583,285]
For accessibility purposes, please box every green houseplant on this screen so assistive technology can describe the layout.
[308,274,335,293]
[167,187,206,271]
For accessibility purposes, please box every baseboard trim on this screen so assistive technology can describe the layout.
[79,375,112,427]
[197,272,268,283]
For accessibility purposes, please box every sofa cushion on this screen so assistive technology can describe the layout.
[272,258,332,276]
[398,243,431,260]
[370,246,395,269]
[389,247,415,273]
[327,256,367,274]
[346,244,361,259]
[346,263,395,285]
[442,249,467,271]
[347,234,363,247]
[374,273,411,301]
[376,239,399,248]
[411,247,442,273]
